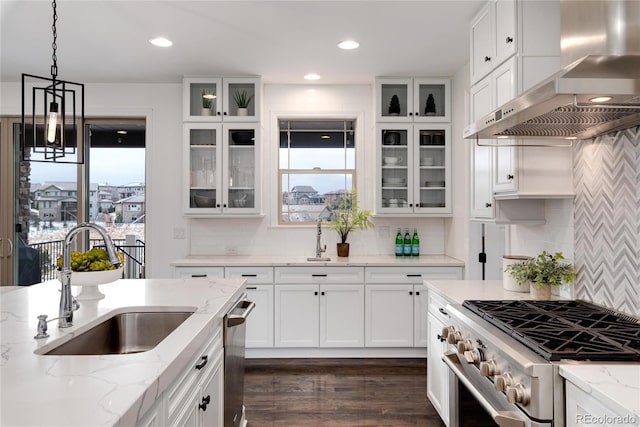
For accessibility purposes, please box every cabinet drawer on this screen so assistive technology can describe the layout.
[173,266,225,279]
[166,326,223,424]
[225,266,274,284]
[275,267,364,284]
[428,289,451,324]
[365,266,462,283]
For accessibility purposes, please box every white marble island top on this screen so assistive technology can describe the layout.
[0,277,246,427]
[172,254,464,267]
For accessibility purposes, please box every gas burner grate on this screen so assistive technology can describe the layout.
[462,300,640,362]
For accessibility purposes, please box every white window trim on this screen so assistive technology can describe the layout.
[267,111,366,228]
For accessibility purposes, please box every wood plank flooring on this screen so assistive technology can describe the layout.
[244,358,446,427]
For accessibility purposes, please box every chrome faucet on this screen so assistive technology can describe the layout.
[314,217,327,259]
[58,222,121,328]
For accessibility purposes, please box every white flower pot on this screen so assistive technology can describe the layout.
[201,108,212,116]
[237,108,248,116]
[502,255,530,292]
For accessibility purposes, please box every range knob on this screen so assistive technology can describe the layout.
[463,349,484,364]
[447,330,463,345]
[479,360,499,377]
[457,339,473,353]
[494,372,513,392]
[506,383,530,405]
[441,325,454,340]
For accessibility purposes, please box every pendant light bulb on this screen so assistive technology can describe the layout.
[46,101,59,144]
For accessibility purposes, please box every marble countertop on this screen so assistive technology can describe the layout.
[560,364,640,421]
[0,277,246,426]
[171,254,465,267]
[424,279,639,422]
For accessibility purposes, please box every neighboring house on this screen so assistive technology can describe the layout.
[285,185,324,205]
[118,182,145,199]
[114,195,146,223]
[324,189,349,209]
[30,182,78,221]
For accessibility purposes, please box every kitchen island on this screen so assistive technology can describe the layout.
[0,277,246,426]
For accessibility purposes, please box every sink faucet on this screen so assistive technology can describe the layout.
[314,218,327,259]
[58,222,121,328]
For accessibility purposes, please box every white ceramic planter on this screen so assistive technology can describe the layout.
[502,255,530,293]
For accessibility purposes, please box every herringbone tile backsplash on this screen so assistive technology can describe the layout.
[573,126,640,315]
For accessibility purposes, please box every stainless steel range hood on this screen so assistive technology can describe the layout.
[464,0,640,141]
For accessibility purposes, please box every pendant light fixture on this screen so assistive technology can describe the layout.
[21,0,84,164]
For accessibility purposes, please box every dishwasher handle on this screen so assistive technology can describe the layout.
[226,299,255,327]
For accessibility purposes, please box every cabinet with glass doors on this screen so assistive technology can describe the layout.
[184,123,260,215]
[377,124,451,215]
[183,76,261,122]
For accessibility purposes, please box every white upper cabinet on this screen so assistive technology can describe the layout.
[376,78,451,123]
[183,76,261,122]
[469,76,494,219]
[494,0,517,67]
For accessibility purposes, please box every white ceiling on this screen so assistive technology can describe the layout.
[1,1,483,85]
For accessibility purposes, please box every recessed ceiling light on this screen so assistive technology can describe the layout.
[338,40,359,50]
[117,130,128,135]
[149,37,173,47]
[304,73,321,81]
[589,96,612,103]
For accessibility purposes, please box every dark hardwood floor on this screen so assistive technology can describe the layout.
[244,358,446,427]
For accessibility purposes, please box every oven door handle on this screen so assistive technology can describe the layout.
[442,351,526,427]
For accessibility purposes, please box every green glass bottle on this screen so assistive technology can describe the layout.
[403,228,412,256]
[411,228,420,256]
[395,228,403,257]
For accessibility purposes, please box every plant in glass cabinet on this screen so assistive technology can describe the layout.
[202,90,214,109]
[325,192,373,244]
[505,250,575,288]
[388,94,401,115]
[233,90,254,108]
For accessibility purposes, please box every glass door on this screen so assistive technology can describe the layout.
[414,124,451,213]
[224,125,258,212]
[186,123,221,213]
[379,125,411,212]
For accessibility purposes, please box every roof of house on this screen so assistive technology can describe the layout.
[290,185,317,193]
[114,195,145,204]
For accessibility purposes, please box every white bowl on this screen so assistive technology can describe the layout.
[421,157,434,166]
[57,266,124,300]
[384,156,402,165]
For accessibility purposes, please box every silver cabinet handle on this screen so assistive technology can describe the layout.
[7,238,13,256]
[227,299,256,327]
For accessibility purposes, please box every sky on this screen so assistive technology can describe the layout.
[30,148,145,185]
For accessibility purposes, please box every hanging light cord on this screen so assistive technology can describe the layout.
[50,0,58,80]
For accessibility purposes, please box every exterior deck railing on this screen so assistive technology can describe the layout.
[29,237,145,282]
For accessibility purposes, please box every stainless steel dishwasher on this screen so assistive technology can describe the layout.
[224,294,255,427]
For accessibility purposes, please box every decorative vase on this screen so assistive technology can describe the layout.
[237,107,248,116]
[201,108,212,116]
[502,256,530,293]
[530,283,552,300]
[337,243,350,257]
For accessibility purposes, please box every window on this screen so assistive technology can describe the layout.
[278,119,355,224]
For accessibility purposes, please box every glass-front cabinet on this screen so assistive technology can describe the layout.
[184,123,259,215]
[376,78,451,123]
[183,76,261,122]
[377,124,451,215]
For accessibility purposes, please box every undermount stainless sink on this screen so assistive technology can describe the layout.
[306,257,331,261]
[39,310,195,356]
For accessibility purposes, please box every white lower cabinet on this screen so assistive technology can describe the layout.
[565,382,633,427]
[172,266,225,279]
[274,283,364,348]
[426,289,451,426]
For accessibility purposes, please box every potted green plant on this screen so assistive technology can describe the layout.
[201,90,214,116]
[388,94,401,115]
[325,192,373,257]
[233,90,254,116]
[504,250,575,299]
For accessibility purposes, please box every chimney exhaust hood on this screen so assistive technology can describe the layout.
[464,0,640,141]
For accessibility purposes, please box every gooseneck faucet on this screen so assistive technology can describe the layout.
[58,222,121,328]
[314,218,327,259]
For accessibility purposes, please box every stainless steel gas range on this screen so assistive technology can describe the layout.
[441,300,640,427]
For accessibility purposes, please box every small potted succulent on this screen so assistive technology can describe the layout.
[233,90,254,116]
[325,192,373,257]
[201,90,215,116]
[504,250,575,299]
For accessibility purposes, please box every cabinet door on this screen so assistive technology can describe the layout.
[170,387,199,427]
[319,284,364,347]
[222,77,261,122]
[469,78,494,218]
[495,0,517,65]
[222,124,259,213]
[414,124,451,214]
[378,124,412,212]
[365,285,413,347]
[200,354,224,427]
[470,2,495,84]
[427,312,449,426]
[413,79,451,122]
[492,58,517,193]
[183,77,223,122]
[413,286,428,347]
[184,123,223,215]
[274,285,319,347]
[376,78,413,122]
[172,266,225,279]
[244,284,274,348]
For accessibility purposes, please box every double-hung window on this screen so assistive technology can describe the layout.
[278,119,356,224]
